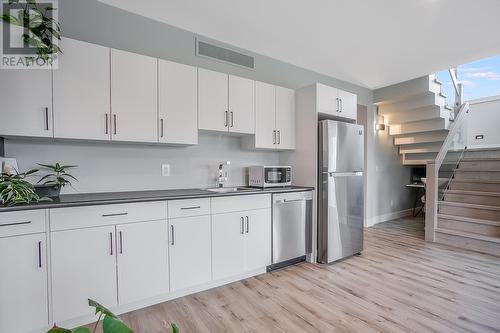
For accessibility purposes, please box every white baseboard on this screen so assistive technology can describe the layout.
[366,208,413,227]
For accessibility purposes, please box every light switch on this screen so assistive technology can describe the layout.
[162,164,170,177]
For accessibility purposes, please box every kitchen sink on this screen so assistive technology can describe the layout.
[204,187,256,193]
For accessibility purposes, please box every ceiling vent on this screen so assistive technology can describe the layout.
[196,39,254,70]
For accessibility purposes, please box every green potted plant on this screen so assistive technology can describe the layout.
[47,299,179,333]
[0,169,41,206]
[36,163,78,198]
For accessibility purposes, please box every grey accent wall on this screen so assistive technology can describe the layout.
[4,0,412,219]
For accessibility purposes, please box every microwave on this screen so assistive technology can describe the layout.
[249,166,292,188]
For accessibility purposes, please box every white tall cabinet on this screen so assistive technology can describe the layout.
[316,83,357,121]
[0,70,52,137]
[198,68,255,134]
[111,49,158,143]
[53,38,111,140]
[158,60,198,144]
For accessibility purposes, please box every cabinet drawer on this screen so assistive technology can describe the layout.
[50,201,167,231]
[211,194,271,215]
[168,198,210,218]
[0,210,46,238]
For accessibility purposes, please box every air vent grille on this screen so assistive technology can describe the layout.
[196,40,254,69]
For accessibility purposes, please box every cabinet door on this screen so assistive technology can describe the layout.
[228,75,255,134]
[198,68,229,132]
[212,212,245,280]
[275,86,296,150]
[338,89,358,121]
[316,83,338,116]
[0,69,52,137]
[111,49,158,143]
[254,81,276,149]
[51,226,117,322]
[169,215,211,291]
[158,60,198,145]
[116,220,169,305]
[53,38,111,140]
[0,234,48,333]
[244,209,271,271]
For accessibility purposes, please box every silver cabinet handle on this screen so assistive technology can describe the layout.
[335,98,339,112]
[37,241,42,268]
[109,232,114,256]
[224,111,228,127]
[160,118,165,138]
[339,98,343,112]
[170,225,175,245]
[230,111,234,127]
[240,217,244,234]
[102,212,128,217]
[180,206,201,210]
[277,130,281,144]
[0,220,31,227]
[245,216,249,233]
[273,130,276,144]
[44,107,49,130]
[105,114,109,134]
[119,231,123,254]
[113,114,117,135]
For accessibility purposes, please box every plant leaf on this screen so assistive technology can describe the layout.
[171,323,179,333]
[1,14,18,24]
[46,325,73,333]
[102,316,134,333]
[88,299,117,318]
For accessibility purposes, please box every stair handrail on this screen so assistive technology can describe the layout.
[425,102,470,241]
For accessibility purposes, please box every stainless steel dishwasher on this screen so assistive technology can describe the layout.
[270,191,313,270]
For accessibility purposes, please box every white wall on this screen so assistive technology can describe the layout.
[4,135,278,194]
[467,95,500,149]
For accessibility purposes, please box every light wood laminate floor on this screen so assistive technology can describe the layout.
[92,217,500,332]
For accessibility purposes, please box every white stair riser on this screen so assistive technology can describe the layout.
[458,160,500,170]
[438,218,500,237]
[374,76,440,104]
[465,150,500,159]
[378,93,445,115]
[444,193,500,206]
[439,204,500,221]
[399,142,442,154]
[435,231,500,256]
[453,171,500,181]
[390,118,446,136]
[448,181,500,193]
[384,106,447,125]
[394,131,448,145]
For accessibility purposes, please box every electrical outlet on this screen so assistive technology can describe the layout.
[162,164,170,177]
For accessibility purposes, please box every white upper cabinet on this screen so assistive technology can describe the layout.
[275,86,296,150]
[198,68,255,134]
[253,81,295,150]
[0,69,52,137]
[116,220,169,305]
[111,49,158,143]
[254,81,276,149]
[0,233,48,333]
[158,60,198,145]
[228,75,255,134]
[53,38,111,140]
[316,83,357,121]
[198,68,229,132]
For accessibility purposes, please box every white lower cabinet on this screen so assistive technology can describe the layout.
[168,215,212,291]
[116,220,169,305]
[0,233,48,333]
[243,209,272,271]
[51,225,118,323]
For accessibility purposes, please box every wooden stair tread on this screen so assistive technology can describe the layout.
[450,179,500,184]
[439,200,500,211]
[444,190,500,197]
[436,228,500,244]
[461,157,500,162]
[438,213,500,226]
[454,169,500,173]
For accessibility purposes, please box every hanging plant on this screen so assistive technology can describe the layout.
[1,0,62,60]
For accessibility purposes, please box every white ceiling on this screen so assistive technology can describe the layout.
[97,0,500,89]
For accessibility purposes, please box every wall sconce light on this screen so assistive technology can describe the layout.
[375,123,386,131]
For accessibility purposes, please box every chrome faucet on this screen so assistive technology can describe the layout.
[217,161,231,188]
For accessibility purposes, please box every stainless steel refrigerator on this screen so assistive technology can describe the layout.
[318,120,364,264]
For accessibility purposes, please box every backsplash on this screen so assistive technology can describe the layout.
[4,134,279,194]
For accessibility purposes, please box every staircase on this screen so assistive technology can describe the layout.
[374,75,453,165]
[435,149,500,256]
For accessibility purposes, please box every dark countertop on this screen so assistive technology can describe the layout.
[0,186,314,212]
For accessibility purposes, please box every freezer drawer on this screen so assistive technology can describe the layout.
[272,191,313,265]
[318,172,364,264]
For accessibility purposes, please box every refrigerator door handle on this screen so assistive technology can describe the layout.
[327,171,363,177]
